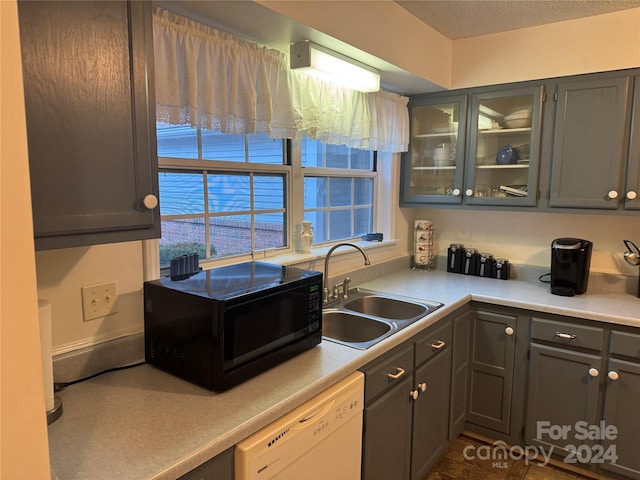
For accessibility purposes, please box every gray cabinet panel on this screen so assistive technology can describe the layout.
[549,76,631,209]
[179,447,233,480]
[610,329,640,360]
[18,1,160,250]
[625,75,640,210]
[466,310,516,434]
[531,317,605,352]
[600,358,640,479]
[411,349,451,480]
[525,343,603,458]
[449,310,471,440]
[362,375,413,480]
[363,343,414,403]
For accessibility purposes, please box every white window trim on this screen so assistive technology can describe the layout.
[144,147,403,281]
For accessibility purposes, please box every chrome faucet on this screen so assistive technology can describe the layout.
[323,242,371,303]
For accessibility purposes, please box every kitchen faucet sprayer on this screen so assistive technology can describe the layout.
[323,242,371,303]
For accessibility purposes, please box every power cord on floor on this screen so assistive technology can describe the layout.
[54,361,146,392]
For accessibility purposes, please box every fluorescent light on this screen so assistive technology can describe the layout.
[290,41,380,93]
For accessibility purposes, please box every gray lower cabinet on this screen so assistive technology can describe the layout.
[361,316,456,480]
[411,320,453,480]
[524,343,603,458]
[18,0,160,250]
[525,317,640,480]
[465,306,529,446]
[600,330,640,479]
[178,447,234,480]
[361,344,414,480]
[449,309,471,440]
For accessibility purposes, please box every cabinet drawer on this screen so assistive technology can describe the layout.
[610,330,640,359]
[361,343,413,403]
[414,320,452,367]
[531,317,605,351]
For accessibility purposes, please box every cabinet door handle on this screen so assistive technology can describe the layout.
[555,332,577,340]
[388,367,405,380]
[608,371,619,381]
[418,382,427,392]
[465,189,474,197]
[451,188,461,197]
[607,190,619,200]
[410,389,419,400]
[627,191,638,200]
[143,194,159,210]
[431,340,446,350]
[504,327,514,336]
[588,368,599,377]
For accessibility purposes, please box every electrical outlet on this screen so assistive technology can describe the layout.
[81,281,118,321]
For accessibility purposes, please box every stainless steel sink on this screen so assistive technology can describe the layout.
[323,311,392,344]
[322,289,443,349]
[342,294,428,320]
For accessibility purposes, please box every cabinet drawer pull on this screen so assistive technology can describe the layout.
[588,368,599,377]
[555,332,577,340]
[388,367,406,380]
[505,327,514,336]
[608,371,619,381]
[431,340,446,350]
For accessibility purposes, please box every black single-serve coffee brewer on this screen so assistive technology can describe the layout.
[550,238,593,296]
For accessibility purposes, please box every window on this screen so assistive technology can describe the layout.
[156,124,288,268]
[302,138,375,243]
[156,124,376,268]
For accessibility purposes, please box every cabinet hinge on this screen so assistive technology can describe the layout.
[542,92,547,102]
[554,92,558,101]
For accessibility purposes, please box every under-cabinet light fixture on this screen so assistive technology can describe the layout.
[290,41,380,93]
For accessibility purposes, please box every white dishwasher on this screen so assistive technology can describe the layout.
[235,371,364,480]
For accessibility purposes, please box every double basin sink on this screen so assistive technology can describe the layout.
[322,289,443,349]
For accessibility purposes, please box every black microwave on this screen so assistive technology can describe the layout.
[144,262,323,392]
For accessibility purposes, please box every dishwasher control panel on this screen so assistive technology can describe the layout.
[235,372,365,480]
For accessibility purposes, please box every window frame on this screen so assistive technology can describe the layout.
[154,132,379,274]
[158,144,291,268]
[301,164,377,245]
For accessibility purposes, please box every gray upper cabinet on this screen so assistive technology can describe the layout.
[402,69,640,215]
[401,93,468,205]
[625,75,640,210]
[18,1,160,250]
[548,75,632,210]
[465,85,544,206]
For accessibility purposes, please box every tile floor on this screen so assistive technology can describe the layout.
[426,435,614,480]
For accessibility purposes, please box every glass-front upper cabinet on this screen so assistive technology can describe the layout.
[465,85,544,206]
[401,94,467,205]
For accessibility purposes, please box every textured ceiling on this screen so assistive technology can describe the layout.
[395,0,640,39]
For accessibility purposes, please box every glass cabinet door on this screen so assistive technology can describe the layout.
[465,86,544,206]
[401,95,467,205]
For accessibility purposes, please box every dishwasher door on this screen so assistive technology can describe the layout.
[235,371,364,480]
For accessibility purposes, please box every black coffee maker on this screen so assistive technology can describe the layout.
[550,238,593,296]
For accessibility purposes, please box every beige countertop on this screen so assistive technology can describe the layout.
[48,269,640,480]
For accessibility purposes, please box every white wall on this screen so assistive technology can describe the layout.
[452,8,640,89]
[408,209,640,276]
[35,241,145,355]
[1,1,51,476]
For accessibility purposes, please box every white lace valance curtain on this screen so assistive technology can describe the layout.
[153,7,409,152]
